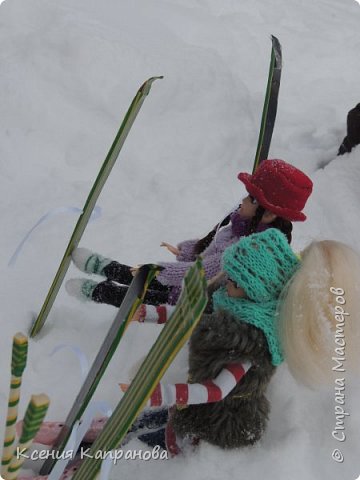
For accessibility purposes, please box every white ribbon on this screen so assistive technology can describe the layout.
[8,205,102,267]
[47,421,80,480]
[47,401,113,480]
[99,455,114,480]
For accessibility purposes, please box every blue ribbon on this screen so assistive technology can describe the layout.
[8,205,102,267]
[48,344,90,381]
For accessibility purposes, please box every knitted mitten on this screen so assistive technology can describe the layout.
[72,247,112,275]
[65,278,98,301]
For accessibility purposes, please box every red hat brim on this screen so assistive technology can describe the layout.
[238,172,307,222]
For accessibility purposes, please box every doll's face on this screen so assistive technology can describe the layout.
[238,194,277,224]
[226,279,247,298]
[238,194,258,219]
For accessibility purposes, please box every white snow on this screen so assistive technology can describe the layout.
[1,0,360,479]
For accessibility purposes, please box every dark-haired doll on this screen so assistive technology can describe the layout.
[66,159,312,308]
[31,228,360,456]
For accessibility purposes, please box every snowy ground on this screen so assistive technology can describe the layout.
[1,0,360,479]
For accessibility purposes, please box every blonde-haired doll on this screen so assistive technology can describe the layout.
[27,229,360,456]
[279,238,360,388]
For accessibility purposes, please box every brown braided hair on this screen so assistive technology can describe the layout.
[245,204,293,243]
[269,216,293,243]
[194,204,293,255]
[193,213,232,255]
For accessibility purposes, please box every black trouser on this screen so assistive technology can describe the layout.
[92,261,171,307]
[131,409,168,450]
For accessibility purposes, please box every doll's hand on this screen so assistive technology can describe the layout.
[160,242,180,256]
[207,271,226,287]
[130,265,142,276]
[119,383,129,392]
[131,305,145,322]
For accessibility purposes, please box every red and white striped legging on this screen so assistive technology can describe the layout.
[147,362,251,407]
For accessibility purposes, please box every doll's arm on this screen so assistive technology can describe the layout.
[174,239,199,262]
[157,251,222,287]
[144,362,251,407]
[159,239,199,261]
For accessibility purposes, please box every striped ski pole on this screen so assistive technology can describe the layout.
[71,259,208,480]
[6,394,50,480]
[1,333,29,478]
[30,76,163,338]
[252,35,282,173]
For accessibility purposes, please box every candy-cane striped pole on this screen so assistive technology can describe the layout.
[1,333,28,478]
[6,394,50,480]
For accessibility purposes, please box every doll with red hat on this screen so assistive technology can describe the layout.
[65,159,313,308]
[28,228,360,456]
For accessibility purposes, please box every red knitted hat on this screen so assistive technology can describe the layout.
[238,159,313,221]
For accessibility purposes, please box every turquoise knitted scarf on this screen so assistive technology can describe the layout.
[212,287,283,366]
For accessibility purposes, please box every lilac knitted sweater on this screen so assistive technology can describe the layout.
[157,213,269,304]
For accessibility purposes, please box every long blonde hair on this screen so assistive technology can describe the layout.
[278,240,360,388]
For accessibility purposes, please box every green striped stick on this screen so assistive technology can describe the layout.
[72,259,207,480]
[30,76,163,338]
[1,333,28,478]
[6,394,50,480]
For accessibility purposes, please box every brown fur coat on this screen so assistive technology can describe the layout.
[171,309,275,448]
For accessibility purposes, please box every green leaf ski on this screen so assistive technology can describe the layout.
[252,36,282,173]
[30,76,163,338]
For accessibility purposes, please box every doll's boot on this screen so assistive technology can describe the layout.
[71,247,112,276]
[66,277,170,308]
[72,247,134,285]
[66,278,128,308]
[65,278,98,302]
